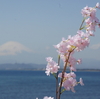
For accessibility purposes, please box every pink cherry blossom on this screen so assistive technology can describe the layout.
[90,8,96,19]
[68,56,77,66]
[63,77,77,93]
[58,72,76,79]
[45,57,60,76]
[86,30,94,36]
[96,2,100,9]
[85,17,99,32]
[58,72,84,92]
[54,38,70,55]
[58,72,67,78]
[69,72,76,78]
[46,57,53,62]
[79,78,84,86]
[70,66,76,72]
[77,59,82,64]
[77,30,86,37]
[36,96,54,99]
[86,22,96,31]
[81,6,91,17]
[43,96,54,99]
[55,31,90,56]
[81,4,100,32]
[85,18,92,25]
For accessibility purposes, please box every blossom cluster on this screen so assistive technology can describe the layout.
[36,96,54,99]
[81,3,100,32]
[37,3,100,99]
[45,57,60,76]
[43,96,54,99]
[58,72,84,93]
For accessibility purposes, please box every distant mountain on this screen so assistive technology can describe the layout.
[0,58,100,70]
[0,63,46,70]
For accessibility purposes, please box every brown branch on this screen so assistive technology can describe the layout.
[57,51,71,99]
[56,55,60,99]
[57,47,76,99]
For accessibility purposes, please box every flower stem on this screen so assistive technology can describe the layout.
[79,18,86,30]
[56,55,60,99]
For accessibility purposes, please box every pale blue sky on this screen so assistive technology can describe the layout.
[0,0,100,68]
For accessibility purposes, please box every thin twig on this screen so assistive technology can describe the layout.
[79,18,85,30]
[56,55,60,99]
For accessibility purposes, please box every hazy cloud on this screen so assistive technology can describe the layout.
[90,43,100,50]
[0,41,33,56]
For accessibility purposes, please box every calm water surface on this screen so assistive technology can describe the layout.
[0,70,100,99]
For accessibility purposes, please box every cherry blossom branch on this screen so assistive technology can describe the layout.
[43,3,100,99]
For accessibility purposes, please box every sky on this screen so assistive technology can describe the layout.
[0,0,100,69]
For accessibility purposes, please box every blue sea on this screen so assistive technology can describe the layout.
[0,70,100,99]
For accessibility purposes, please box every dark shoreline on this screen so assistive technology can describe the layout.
[0,69,100,72]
